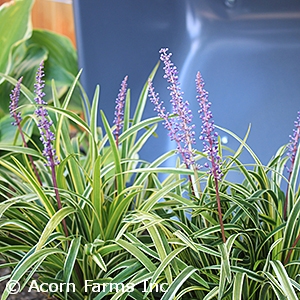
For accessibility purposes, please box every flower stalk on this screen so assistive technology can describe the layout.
[9,77,42,185]
[196,71,226,243]
[148,48,200,197]
[284,111,300,219]
[34,61,68,238]
[113,75,128,147]
[284,111,300,264]
[158,48,198,170]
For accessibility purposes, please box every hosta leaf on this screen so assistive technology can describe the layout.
[0,0,33,81]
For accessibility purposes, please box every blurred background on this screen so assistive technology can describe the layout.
[73,0,300,166]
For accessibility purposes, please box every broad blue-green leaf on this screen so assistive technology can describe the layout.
[0,0,33,80]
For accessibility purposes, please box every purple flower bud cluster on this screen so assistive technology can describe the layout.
[148,79,170,121]
[34,61,59,167]
[153,48,197,168]
[148,78,184,151]
[196,71,223,180]
[113,75,128,138]
[9,77,23,126]
[286,111,300,173]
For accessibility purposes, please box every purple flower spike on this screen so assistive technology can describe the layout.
[196,71,222,180]
[158,48,197,168]
[286,111,300,173]
[148,79,169,121]
[113,75,128,145]
[148,78,179,152]
[284,111,300,259]
[9,77,23,126]
[196,71,226,242]
[34,61,59,167]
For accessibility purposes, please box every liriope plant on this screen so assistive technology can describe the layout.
[0,59,210,299]
[0,47,299,300]
[142,48,300,299]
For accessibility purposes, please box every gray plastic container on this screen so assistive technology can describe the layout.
[73,0,300,165]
